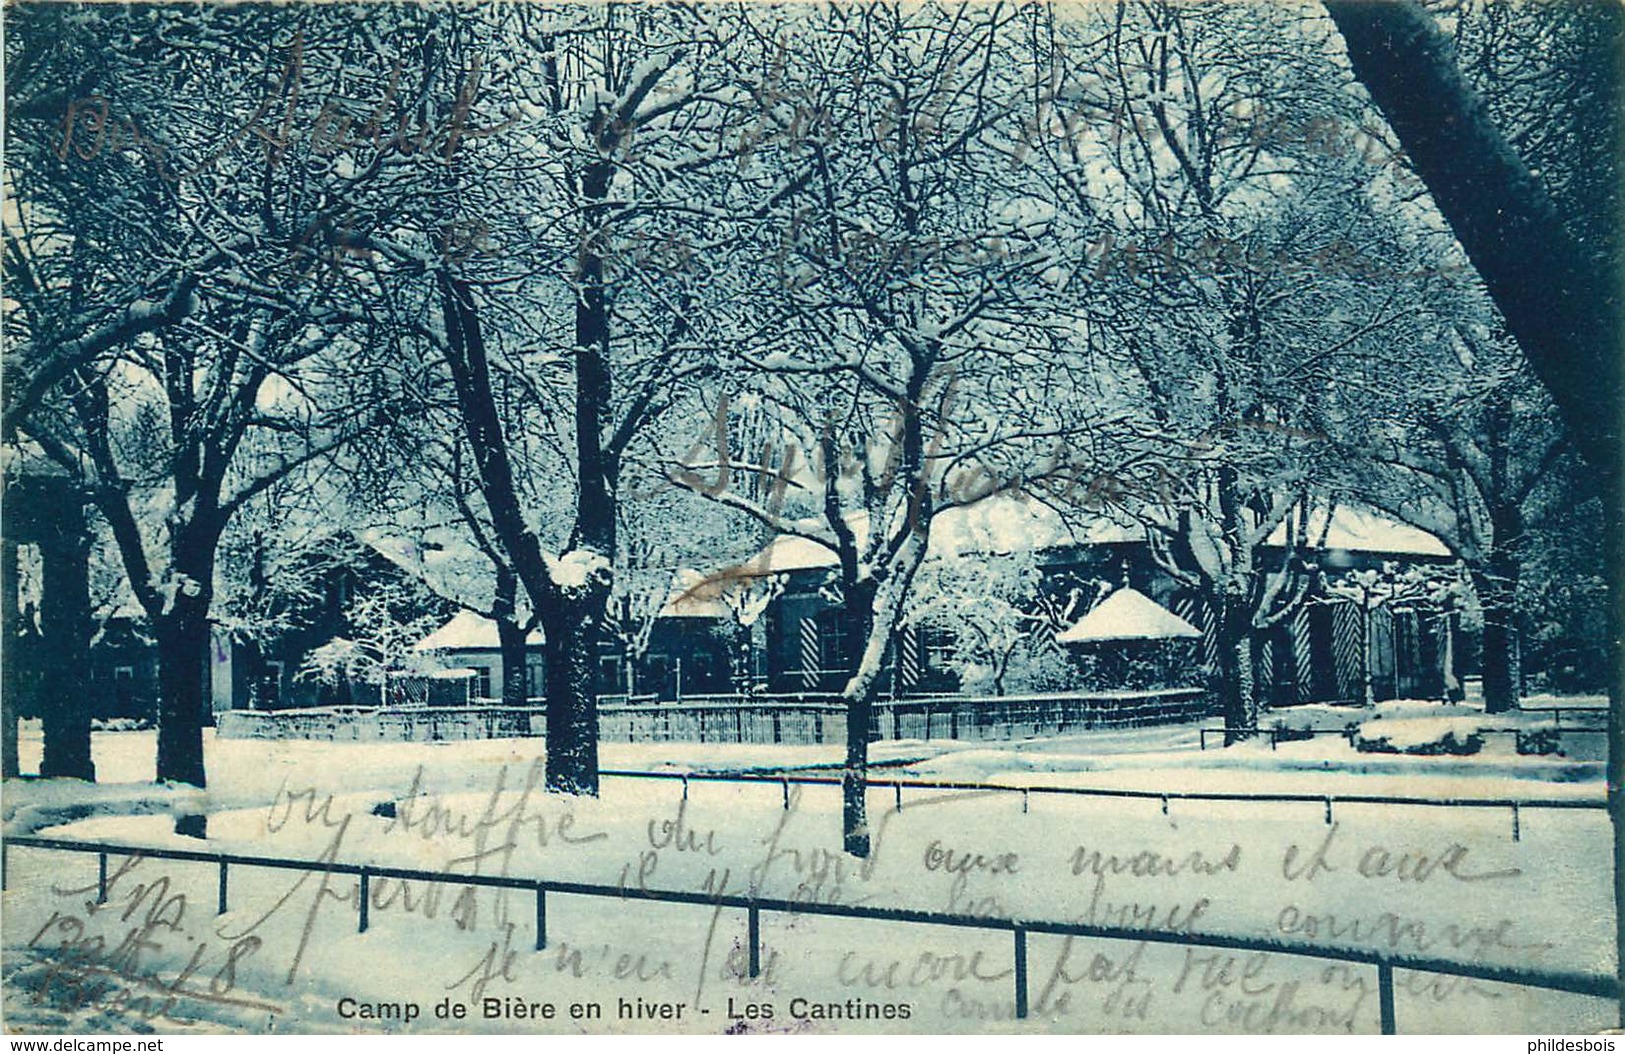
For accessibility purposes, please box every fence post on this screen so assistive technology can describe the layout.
[535,885,547,950]
[682,775,689,802]
[895,783,903,813]
[358,870,370,933]
[1013,927,1028,1020]
[217,860,229,915]
[1022,789,1029,815]
[782,777,790,811]
[1377,960,1395,1034]
[1,842,7,891]
[748,905,761,979]
[97,852,108,905]
[1324,797,1334,825]
[1511,803,1521,843]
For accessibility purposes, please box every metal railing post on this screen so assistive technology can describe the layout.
[1378,961,1396,1034]
[535,885,547,950]
[218,860,229,915]
[748,905,761,979]
[358,870,370,933]
[96,852,108,904]
[1013,927,1029,1020]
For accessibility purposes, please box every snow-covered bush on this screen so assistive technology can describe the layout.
[91,716,153,732]
[1515,727,1562,756]
[1353,716,1484,756]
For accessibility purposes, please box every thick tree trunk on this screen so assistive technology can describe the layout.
[494,568,528,707]
[1475,565,1522,715]
[839,588,879,859]
[1322,2,1622,499]
[543,589,604,795]
[37,505,94,781]
[1606,501,1625,1027]
[1217,599,1258,744]
[498,617,528,707]
[154,597,210,789]
[545,157,618,798]
[842,688,872,857]
[2,535,20,778]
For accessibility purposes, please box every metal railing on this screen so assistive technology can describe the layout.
[1520,706,1610,731]
[1201,718,1612,753]
[593,767,1605,843]
[2,833,1612,1033]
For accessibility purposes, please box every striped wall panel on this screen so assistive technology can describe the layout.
[1292,606,1313,701]
[898,624,922,689]
[798,616,819,688]
[1173,594,1219,671]
[1255,632,1275,704]
[1332,603,1362,699]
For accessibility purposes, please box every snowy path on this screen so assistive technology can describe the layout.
[2,722,1615,1034]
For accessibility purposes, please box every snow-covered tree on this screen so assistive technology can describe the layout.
[298,581,444,694]
[4,5,457,789]
[672,3,1129,855]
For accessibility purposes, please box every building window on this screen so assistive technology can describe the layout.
[470,666,492,700]
[599,656,624,694]
[923,627,956,671]
[258,661,284,707]
[114,665,135,710]
[817,611,849,673]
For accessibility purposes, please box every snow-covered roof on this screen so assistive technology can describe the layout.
[657,570,734,619]
[1056,587,1201,644]
[732,497,1142,575]
[727,498,1448,578]
[1266,506,1449,558]
[414,610,544,651]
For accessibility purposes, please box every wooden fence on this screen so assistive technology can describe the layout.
[218,705,542,742]
[218,688,1212,745]
[599,687,1212,746]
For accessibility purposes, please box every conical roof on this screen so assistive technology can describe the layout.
[1056,587,1202,644]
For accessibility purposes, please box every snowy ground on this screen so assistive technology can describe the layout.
[1,710,1615,1036]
